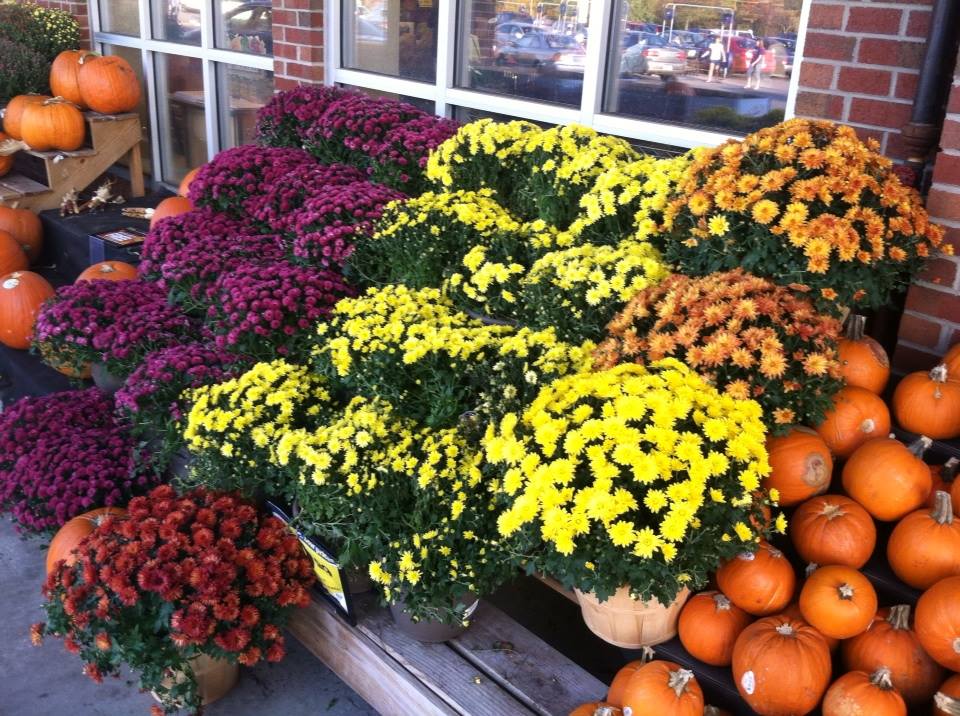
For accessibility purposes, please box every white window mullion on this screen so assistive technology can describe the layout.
[784,0,813,119]
[202,58,220,158]
[580,0,612,125]
[325,0,339,87]
[88,0,103,37]
[434,0,456,117]
[333,69,437,101]
[142,48,163,185]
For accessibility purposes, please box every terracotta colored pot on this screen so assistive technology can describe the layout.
[389,593,479,643]
[153,653,239,707]
[575,586,690,648]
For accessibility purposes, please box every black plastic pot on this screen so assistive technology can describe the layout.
[91,362,125,394]
[389,593,479,643]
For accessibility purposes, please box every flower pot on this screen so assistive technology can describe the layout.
[167,448,194,480]
[91,362,125,394]
[346,567,374,594]
[389,593,479,643]
[152,653,239,707]
[574,586,690,648]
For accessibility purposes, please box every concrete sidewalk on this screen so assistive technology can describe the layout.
[0,517,377,716]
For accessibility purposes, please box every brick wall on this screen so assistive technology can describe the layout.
[35,1,91,47]
[271,0,325,91]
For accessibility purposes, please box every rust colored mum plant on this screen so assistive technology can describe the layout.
[594,270,844,431]
[661,119,950,310]
[36,485,314,714]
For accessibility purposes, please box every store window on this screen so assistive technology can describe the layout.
[218,65,275,147]
[341,0,438,82]
[99,0,139,36]
[156,54,206,183]
[153,0,203,45]
[217,0,273,55]
[103,44,153,176]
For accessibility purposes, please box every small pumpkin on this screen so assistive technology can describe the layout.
[790,494,876,569]
[0,130,14,177]
[76,260,138,282]
[0,230,28,276]
[838,314,890,394]
[842,604,944,707]
[677,591,752,666]
[888,491,960,589]
[935,674,960,716]
[815,385,891,458]
[841,435,933,521]
[607,658,648,706]
[731,616,832,716]
[944,344,960,379]
[20,97,85,152]
[715,542,795,616]
[37,340,91,379]
[762,427,832,507]
[822,667,906,716]
[49,49,97,108]
[0,270,54,349]
[150,196,192,229]
[46,507,126,574]
[799,564,877,639]
[3,94,49,140]
[179,166,201,197]
[620,660,703,716]
[893,364,960,440]
[928,458,960,509]
[568,703,621,716]
[0,206,42,262]
[78,55,141,114]
[914,575,960,671]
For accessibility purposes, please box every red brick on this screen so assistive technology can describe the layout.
[272,9,297,25]
[858,38,925,69]
[892,342,942,374]
[895,72,919,100]
[284,0,317,9]
[846,6,902,34]
[906,10,931,37]
[794,91,845,120]
[283,27,322,44]
[837,67,891,95]
[933,153,960,186]
[285,62,325,82]
[297,10,324,28]
[928,187,960,221]
[905,284,960,322]
[799,62,834,90]
[943,119,960,151]
[898,312,944,348]
[848,98,912,128]
[273,42,298,60]
[274,77,302,92]
[808,3,844,30]
[919,257,959,287]
[948,87,960,114]
[942,227,960,255]
[804,32,856,62]
[298,45,324,63]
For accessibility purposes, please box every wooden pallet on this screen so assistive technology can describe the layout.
[0,111,143,211]
[288,592,606,716]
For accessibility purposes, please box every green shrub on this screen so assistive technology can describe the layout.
[0,2,79,63]
[0,38,47,104]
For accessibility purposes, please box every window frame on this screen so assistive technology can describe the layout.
[327,0,813,149]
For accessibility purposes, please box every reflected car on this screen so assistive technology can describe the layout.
[692,36,757,74]
[620,35,687,78]
[764,37,795,76]
[496,32,586,74]
[222,1,272,54]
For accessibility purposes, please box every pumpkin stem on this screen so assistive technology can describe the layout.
[775,622,796,637]
[869,667,895,690]
[837,583,855,600]
[820,503,844,520]
[594,707,618,716]
[704,708,722,716]
[667,668,695,697]
[844,314,867,341]
[887,604,911,630]
[639,646,655,664]
[908,436,933,459]
[712,593,732,611]
[931,364,949,384]
[954,636,960,655]
[935,692,960,716]
[944,457,960,482]
[932,490,954,525]
[804,562,819,577]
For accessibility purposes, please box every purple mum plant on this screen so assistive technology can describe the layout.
[367,114,459,195]
[255,84,346,149]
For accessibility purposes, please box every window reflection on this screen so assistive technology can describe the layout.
[217,0,273,55]
[604,0,796,134]
[153,0,203,45]
[339,84,436,113]
[342,0,438,83]
[104,45,153,177]
[100,0,140,36]
[156,54,206,183]
[218,65,275,147]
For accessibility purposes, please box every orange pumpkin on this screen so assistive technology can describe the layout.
[49,50,98,108]
[928,458,959,509]
[763,427,832,507]
[822,668,906,716]
[815,385,891,458]
[842,604,944,707]
[0,271,54,349]
[944,344,960,379]
[934,674,960,716]
[715,542,795,616]
[20,98,85,152]
[677,591,753,667]
[893,364,960,440]
[78,55,141,114]
[620,660,703,716]
[46,507,126,574]
[914,575,960,671]
[838,314,890,394]
[732,616,832,716]
[568,703,621,716]
[3,94,49,140]
[0,230,28,275]
[790,494,876,569]
[607,659,647,707]
[0,130,14,178]
[0,206,42,262]
[179,166,201,197]
[888,491,960,589]
[842,436,933,521]
[799,564,877,640]
[76,261,138,282]
[781,601,839,651]
[150,196,193,229]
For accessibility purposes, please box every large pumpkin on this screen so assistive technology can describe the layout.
[620,660,703,716]
[0,206,42,262]
[838,314,890,394]
[607,659,647,707]
[715,542,795,616]
[20,98,85,152]
[569,703,621,716]
[46,507,126,574]
[888,491,960,589]
[76,260,138,282]
[0,230,28,276]
[49,50,97,108]
[935,674,960,716]
[842,604,944,707]
[790,494,876,569]
[731,616,832,716]
[841,436,933,521]
[677,591,753,667]
[0,271,54,349]
[822,668,906,716]
[149,196,193,229]
[815,385,891,458]
[3,94,49,140]
[78,55,141,114]
[915,575,960,671]
[798,564,877,640]
[893,364,960,440]
[179,166,201,197]
[762,427,832,507]
[0,130,14,178]
[781,601,839,651]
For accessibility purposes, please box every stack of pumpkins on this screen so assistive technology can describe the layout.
[571,315,960,716]
[0,205,52,351]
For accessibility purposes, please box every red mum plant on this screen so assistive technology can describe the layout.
[36,485,315,714]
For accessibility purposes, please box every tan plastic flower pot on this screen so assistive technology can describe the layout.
[574,586,690,648]
[153,654,239,707]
